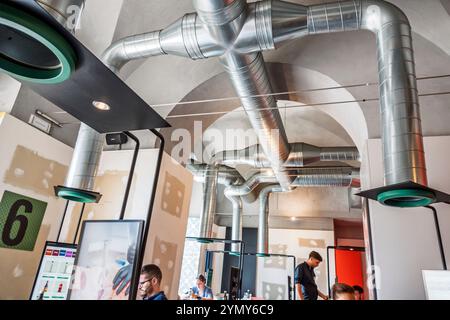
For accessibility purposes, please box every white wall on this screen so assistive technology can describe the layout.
[364,137,450,300]
[0,113,72,299]
[256,228,335,300]
[0,76,21,113]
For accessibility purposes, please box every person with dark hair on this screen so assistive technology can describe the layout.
[352,285,364,300]
[138,264,167,300]
[191,274,213,300]
[332,283,355,300]
[295,251,328,300]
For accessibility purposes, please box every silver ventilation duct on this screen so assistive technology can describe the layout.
[211,142,360,167]
[258,185,282,256]
[199,165,218,238]
[306,0,427,188]
[63,124,103,192]
[193,0,294,191]
[225,167,359,201]
[102,0,428,205]
[227,194,243,254]
[187,161,245,244]
[47,0,105,203]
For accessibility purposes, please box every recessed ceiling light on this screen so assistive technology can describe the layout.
[290,217,297,221]
[92,100,110,111]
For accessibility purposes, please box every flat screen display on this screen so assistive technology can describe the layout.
[30,242,77,300]
[68,220,144,300]
[422,270,450,300]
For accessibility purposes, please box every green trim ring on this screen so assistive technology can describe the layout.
[377,189,436,208]
[57,189,98,203]
[0,2,76,84]
[229,251,241,257]
[256,253,270,257]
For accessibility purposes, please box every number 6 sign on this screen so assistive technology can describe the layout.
[0,191,47,251]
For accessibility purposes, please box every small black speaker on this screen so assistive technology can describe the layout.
[106,132,128,145]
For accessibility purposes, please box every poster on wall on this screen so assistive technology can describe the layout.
[68,220,144,300]
[0,190,47,251]
[30,242,77,300]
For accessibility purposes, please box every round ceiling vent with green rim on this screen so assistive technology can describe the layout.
[57,189,98,203]
[377,189,436,208]
[0,2,76,84]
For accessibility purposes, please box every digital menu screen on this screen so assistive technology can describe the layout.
[30,242,77,300]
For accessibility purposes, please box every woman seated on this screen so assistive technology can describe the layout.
[191,274,213,300]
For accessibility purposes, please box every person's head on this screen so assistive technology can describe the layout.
[352,285,364,300]
[332,283,355,300]
[139,264,163,298]
[307,251,323,268]
[196,274,206,289]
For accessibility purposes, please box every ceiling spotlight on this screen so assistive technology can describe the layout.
[92,100,110,111]
[290,217,297,222]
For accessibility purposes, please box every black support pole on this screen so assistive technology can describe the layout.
[131,129,165,300]
[73,203,86,244]
[364,199,378,300]
[426,205,447,270]
[56,200,69,242]
[119,131,140,220]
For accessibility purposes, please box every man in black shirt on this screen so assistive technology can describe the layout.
[295,251,328,300]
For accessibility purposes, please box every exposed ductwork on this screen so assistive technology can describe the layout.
[63,123,103,192]
[40,0,105,203]
[211,142,360,168]
[186,161,245,240]
[224,167,359,201]
[102,0,428,205]
[227,193,243,254]
[257,184,282,256]
[305,0,428,197]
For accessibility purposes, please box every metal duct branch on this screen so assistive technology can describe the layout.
[187,161,244,240]
[258,185,282,256]
[46,0,106,200]
[306,0,427,186]
[224,167,360,201]
[188,163,360,255]
[211,142,360,167]
[103,0,427,190]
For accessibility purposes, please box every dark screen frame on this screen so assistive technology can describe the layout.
[66,219,144,300]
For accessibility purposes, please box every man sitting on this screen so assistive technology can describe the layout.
[138,264,167,300]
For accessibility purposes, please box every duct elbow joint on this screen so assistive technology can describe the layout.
[361,0,409,33]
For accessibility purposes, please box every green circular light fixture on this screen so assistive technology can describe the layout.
[377,189,436,208]
[57,189,98,203]
[0,3,76,84]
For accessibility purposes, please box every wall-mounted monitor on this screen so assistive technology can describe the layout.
[422,270,450,300]
[68,220,144,300]
[30,241,77,300]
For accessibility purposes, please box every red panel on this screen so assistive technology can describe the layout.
[335,250,364,288]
